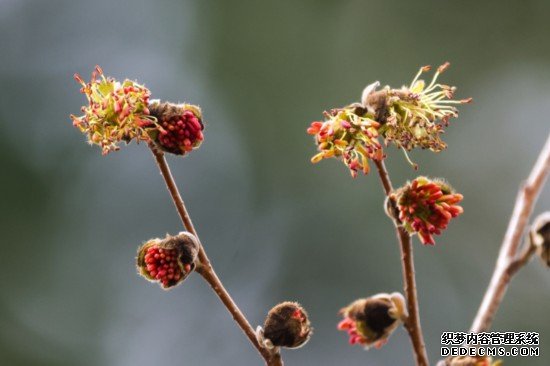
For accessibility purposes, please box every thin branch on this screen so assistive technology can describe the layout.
[470,133,550,333]
[374,159,429,366]
[507,232,537,275]
[149,144,283,366]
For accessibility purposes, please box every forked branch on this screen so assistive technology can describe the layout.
[471,133,550,333]
[149,144,283,366]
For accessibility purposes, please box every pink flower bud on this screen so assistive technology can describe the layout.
[148,102,204,156]
[136,232,199,290]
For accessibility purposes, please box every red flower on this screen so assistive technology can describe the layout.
[141,246,189,288]
[149,102,204,156]
[395,177,463,245]
[137,232,199,289]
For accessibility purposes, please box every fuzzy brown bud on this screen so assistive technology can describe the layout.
[257,302,312,349]
[136,231,199,289]
[531,211,550,267]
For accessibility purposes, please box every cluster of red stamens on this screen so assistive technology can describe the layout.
[337,317,368,346]
[395,177,463,245]
[142,246,190,288]
[137,232,199,290]
[157,109,204,155]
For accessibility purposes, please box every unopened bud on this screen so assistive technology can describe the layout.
[338,292,407,349]
[531,211,550,267]
[136,231,199,289]
[257,302,312,349]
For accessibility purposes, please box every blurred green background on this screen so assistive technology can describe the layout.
[1,1,549,365]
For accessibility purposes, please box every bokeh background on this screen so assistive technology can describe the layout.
[1,1,549,365]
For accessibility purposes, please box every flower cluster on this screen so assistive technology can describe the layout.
[149,101,204,156]
[394,176,463,245]
[307,63,471,175]
[307,106,383,177]
[337,293,407,349]
[71,66,155,154]
[257,302,312,349]
[136,232,199,289]
[380,63,472,153]
[142,246,188,287]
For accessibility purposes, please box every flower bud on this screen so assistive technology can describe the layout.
[149,101,204,156]
[136,231,199,289]
[338,292,407,349]
[393,176,463,245]
[71,66,156,155]
[530,211,550,267]
[256,302,312,349]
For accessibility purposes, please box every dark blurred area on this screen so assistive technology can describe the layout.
[0,1,549,365]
